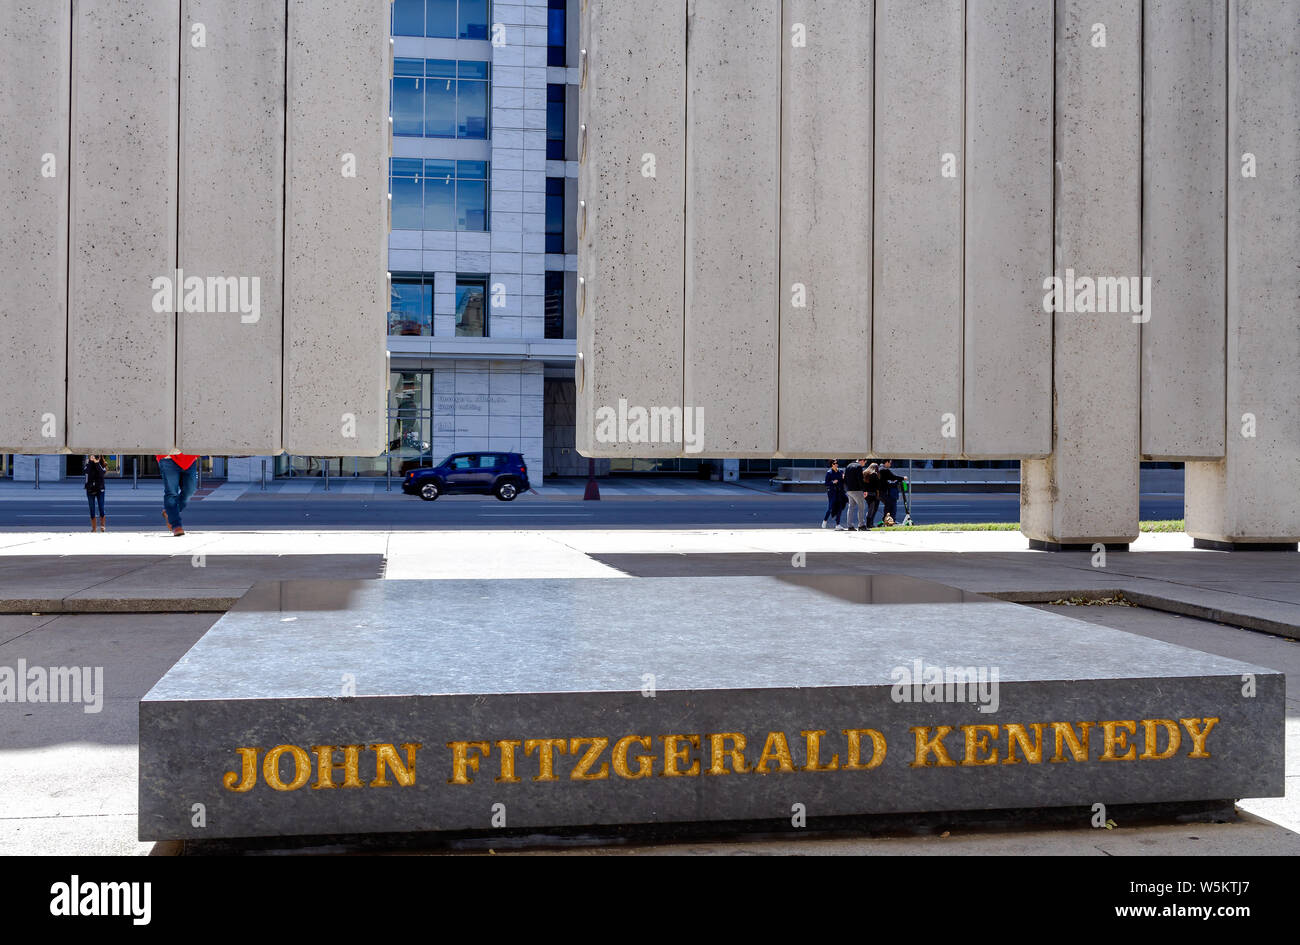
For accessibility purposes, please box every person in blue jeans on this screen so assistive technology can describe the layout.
[84,454,107,532]
[156,454,200,536]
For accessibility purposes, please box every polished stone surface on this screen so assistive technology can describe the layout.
[140,576,1285,840]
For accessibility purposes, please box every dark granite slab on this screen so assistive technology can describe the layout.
[139,576,1285,840]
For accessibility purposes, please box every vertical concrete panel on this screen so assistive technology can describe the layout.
[0,2,70,452]
[683,0,780,456]
[1141,0,1226,460]
[177,0,284,454]
[964,0,1053,458]
[575,0,685,457]
[1021,0,1142,545]
[873,0,963,458]
[283,0,388,456]
[777,0,872,457]
[1187,0,1300,543]
[67,0,179,452]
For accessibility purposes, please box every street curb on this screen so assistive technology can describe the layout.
[984,588,1300,642]
[0,596,237,614]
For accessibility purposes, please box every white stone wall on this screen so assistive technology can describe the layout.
[430,360,545,479]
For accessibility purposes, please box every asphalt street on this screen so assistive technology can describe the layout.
[0,487,1186,531]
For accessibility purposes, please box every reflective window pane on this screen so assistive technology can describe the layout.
[458,60,490,80]
[425,75,456,137]
[455,278,487,336]
[425,58,456,78]
[425,0,456,38]
[394,57,424,77]
[425,176,455,230]
[459,0,489,40]
[457,79,488,139]
[393,0,424,36]
[390,175,423,230]
[457,179,487,231]
[391,77,423,136]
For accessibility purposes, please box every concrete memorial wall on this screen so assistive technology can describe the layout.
[0,0,390,458]
[576,0,1300,547]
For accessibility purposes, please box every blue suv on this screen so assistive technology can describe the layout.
[402,452,530,502]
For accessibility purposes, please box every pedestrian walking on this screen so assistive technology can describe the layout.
[843,458,868,530]
[84,454,107,532]
[821,460,844,528]
[157,453,201,536]
[864,462,881,529]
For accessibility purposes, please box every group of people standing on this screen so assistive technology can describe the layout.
[83,453,202,535]
[822,458,907,531]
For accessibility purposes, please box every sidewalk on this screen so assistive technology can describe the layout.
[0,477,755,501]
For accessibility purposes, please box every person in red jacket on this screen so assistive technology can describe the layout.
[156,453,201,536]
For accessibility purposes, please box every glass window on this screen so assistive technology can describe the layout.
[394,58,424,77]
[425,58,456,78]
[391,77,424,136]
[390,159,489,233]
[449,454,476,470]
[390,174,424,229]
[457,179,487,231]
[389,276,433,336]
[547,0,566,66]
[458,60,490,80]
[426,0,456,38]
[545,177,565,254]
[546,84,565,160]
[393,0,425,35]
[475,454,501,469]
[545,271,564,339]
[457,78,489,139]
[456,276,488,337]
[425,175,455,230]
[425,74,456,138]
[459,0,489,40]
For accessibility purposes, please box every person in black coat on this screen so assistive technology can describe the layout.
[822,460,846,528]
[876,459,908,525]
[84,455,107,532]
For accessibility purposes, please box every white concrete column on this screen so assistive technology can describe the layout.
[777,0,873,458]
[0,2,70,454]
[574,0,686,457]
[872,0,964,460]
[682,0,781,456]
[963,0,1053,458]
[1141,0,1227,460]
[67,0,179,454]
[177,0,284,456]
[283,0,389,457]
[1186,0,1300,549]
[1021,0,1142,548]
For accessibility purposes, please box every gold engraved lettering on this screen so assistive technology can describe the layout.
[223,747,261,792]
[612,735,654,779]
[524,738,569,781]
[371,742,421,787]
[1138,719,1181,760]
[910,726,955,767]
[311,744,364,789]
[801,730,840,771]
[708,733,750,775]
[660,734,701,777]
[1050,722,1092,763]
[1179,717,1219,759]
[843,729,887,770]
[753,731,796,774]
[1003,723,1044,764]
[961,724,999,766]
[569,737,611,780]
[263,744,312,791]
[1099,721,1138,761]
[495,739,522,783]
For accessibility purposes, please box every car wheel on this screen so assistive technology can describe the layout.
[419,481,440,501]
[495,480,518,501]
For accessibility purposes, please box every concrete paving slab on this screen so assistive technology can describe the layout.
[0,614,60,646]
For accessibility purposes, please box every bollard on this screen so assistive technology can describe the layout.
[33,458,39,491]
[386,455,392,492]
[133,460,138,490]
[323,459,329,492]
[261,459,267,491]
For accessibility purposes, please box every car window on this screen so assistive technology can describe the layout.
[449,455,476,470]
[475,454,501,469]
